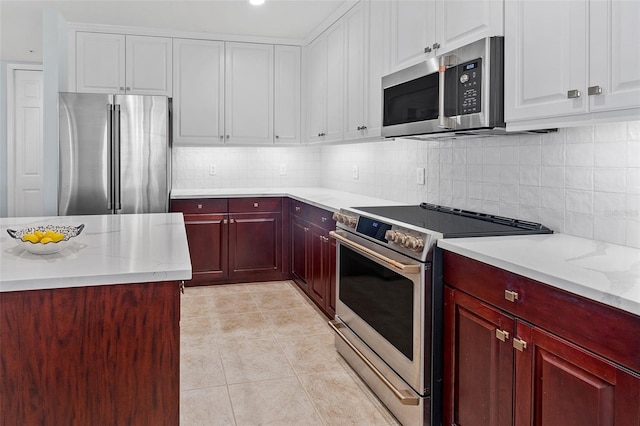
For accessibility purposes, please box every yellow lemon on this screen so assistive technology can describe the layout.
[50,233,65,243]
[44,229,57,237]
[34,230,45,239]
[40,237,53,244]
[22,233,39,243]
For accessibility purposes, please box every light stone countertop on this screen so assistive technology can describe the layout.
[170,187,406,211]
[173,187,640,317]
[1,213,192,292]
[438,234,640,317]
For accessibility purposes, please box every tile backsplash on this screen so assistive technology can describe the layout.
[173,121,640,248]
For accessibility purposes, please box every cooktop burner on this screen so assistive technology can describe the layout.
[354,203,553,238]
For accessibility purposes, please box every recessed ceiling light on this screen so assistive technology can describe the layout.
[249,0,265,5]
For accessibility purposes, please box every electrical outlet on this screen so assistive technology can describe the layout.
[417,167,425,185]
[352,165,359,179]
[209,164,216,176]
[280,163,287,175]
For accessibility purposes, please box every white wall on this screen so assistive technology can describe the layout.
[172,121,640,248]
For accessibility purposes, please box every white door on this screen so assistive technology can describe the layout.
[225,42,274,144]
[435,0,503,54]
[274,45,301,144]
[589,0,640,112]
[8,68,44,217]
[344,2,368,141]
[76,32,126,94]
[389,0,436,71]
[306,35,327,143]
[126,35,173,96]
[172,38,225,145]
[324,21,345,142]
[505,0,588,122]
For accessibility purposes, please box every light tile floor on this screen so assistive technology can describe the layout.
[180,280,401,426]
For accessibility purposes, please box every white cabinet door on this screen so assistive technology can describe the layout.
[589,0,640,112]
[306,36,328,143]
[505,0,588,122]
[225,42,274,144]
[172,39,224,145]
[389,0,436,71]
[344,2,368,140]
[76,32,125,94]
[274,46,301,144]
[436,0,503,54]
[324,21,345,142]
[125,35,173,96]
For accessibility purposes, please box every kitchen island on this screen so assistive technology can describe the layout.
[0,213,192,426]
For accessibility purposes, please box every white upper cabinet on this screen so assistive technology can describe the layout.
[389,0,503,72]
[76,32,172,96]
[172,39,224,145]
[505,0,640,129]
[344,2,369,141]
[225,42,274,144]
[306,21,345,143]
[274,46,301,144]
[76,32,125,93]
[588,0,640,113]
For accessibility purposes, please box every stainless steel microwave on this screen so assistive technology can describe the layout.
[382,37,505,138]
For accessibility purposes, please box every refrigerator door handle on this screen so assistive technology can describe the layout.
[107,104,114,211]
[113,104,122,211]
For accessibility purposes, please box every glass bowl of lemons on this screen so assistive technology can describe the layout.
[6,224,85,255]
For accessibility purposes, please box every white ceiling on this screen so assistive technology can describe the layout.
[0,0,352,62]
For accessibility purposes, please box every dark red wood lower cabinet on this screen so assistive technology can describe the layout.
[444,287,515,426]
[291,215,310,292]
[183,213,228,283]
[229,212,282,280]
[0,282,180,426]
[514,322,640,426]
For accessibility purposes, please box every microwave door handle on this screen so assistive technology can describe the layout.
[438,55,456,129]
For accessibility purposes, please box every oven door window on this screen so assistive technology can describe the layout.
[339,246,414,360]
[383,72,439,126]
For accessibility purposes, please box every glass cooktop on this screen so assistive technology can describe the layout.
[354,203,553,238]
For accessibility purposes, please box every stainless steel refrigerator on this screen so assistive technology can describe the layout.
[58,93,171,215]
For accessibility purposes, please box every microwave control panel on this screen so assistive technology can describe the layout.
[453,58,482,115]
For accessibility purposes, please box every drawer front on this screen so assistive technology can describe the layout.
[290,201,311,219]
[310,207,336,231]
[228,197,281,213]
[171,198,228,214]
[443,251,640,373]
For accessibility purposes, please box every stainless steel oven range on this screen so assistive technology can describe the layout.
[329,203,552,426]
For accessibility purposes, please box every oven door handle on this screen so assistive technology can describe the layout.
[329,320,420,406]
[329,230,421,274]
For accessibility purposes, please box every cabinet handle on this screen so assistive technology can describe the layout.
[495,329,510,342]
[567,89,581,98]
[513,338,528,352]
[179,281,185,294]
[432,42,440,50]
[295,206,301,212]
[588,85,603,96]
[424,46,432,53]
[318,132,326,137]
[504,290,519,302]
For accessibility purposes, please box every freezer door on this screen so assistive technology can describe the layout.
[115,95,169,214]
[59,93,113,215]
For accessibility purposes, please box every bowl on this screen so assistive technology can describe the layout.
[6,224,85,255]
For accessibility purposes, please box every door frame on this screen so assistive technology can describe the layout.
[6,63,43,217]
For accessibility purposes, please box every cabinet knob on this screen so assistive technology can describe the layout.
[432,42,440,50]
[504,289,519,302]
[321,217,327,222]
[219,135,224,140]
[588,85,603,96]
[295,206,301,212]
[119,87,125,91]
[126,87,131,91]
[424,46,432,53]
[513,338,528,352]
[567,89,581,98]
[197,204,203,209]
[254,202,259,208]
[303,227,309,232]
[226,135,230,139]
[495,329,510,342]
[223,219,228,224]
[275,135,280,139]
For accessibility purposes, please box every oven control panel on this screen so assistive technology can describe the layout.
[334,210,431,261]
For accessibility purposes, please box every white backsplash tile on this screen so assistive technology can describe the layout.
[172,121,640,247]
